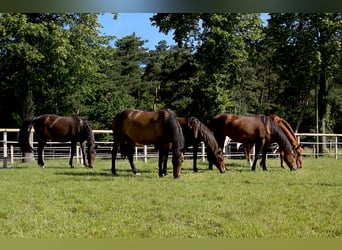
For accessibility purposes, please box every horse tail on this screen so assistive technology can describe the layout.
[18,119,34,153]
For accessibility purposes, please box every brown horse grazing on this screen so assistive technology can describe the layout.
[18,114,97,168]
[111,108,185,178]
[209,114,297,171]
[177,117,226,173]
[243,114,304,169]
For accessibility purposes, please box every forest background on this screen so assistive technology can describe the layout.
[0,13,341,142]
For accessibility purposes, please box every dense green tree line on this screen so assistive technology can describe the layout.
[1,13,341,138]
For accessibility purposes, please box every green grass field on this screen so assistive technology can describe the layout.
[0,156,341,238]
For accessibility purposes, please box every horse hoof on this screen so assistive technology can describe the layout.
[135,172,141,176]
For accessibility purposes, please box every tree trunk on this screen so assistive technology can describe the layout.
[318,72,327,153]
[22,80,35,163]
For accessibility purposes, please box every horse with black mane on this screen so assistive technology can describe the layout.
[242,114,304,169]
[18,114,97,168]
[177,116,226,174]
[111,108,185,178]
[209,114,297,171]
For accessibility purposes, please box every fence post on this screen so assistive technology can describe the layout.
[144,145,147,163]
[135,146,138,161]
[335,136,338,160]
[3,131,8,168]
[76,145,79,164]
[201,142,205,162]
[79,146,84,165]
[10,145,14,164]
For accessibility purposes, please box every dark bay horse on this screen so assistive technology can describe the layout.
[243,114,303,169]
[177,117,226,173]
[209,114,297,171]
[18,114,97,168]
[111,109,185,178]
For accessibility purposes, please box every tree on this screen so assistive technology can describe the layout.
[0,13,109,127]
[267,13,342,138]
[143,40,199,116]
[150,13,264,121]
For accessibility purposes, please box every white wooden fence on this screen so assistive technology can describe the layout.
[1,128,341,168]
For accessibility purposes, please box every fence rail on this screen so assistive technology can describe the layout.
[1,128,341,168]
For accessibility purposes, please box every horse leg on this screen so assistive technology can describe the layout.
[127,146,140,176]
[157,146,167,177]
[37,141,46,168]
[80,141,88,168]
[244,144,253,167]
[157,144,169,177]
[193,143,198,172]
[69,141,76,168]
[261,148,268,171]
[251,141,263,171]
[162,147,169,176]
[111,142,119,175]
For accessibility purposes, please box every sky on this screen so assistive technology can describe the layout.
[98,13,175,49]
[98,13,270,50]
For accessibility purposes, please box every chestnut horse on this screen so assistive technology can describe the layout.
[209,114,297,171]
[177,117,226,173]
[243,114,303,168]
[18,114,97,168]
[111,109,185,178]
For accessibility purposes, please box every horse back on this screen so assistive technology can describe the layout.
[112,109,170,145]
[34,114,81,141]
[215,114,267,143]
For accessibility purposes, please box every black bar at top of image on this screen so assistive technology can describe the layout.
[0,0,341,12]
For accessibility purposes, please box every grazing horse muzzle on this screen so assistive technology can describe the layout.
[172,151,184,178]
[219,161,226,173]
[87,146,97,168]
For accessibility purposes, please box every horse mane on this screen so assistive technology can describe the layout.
[77,116,95,148]
[276,117,299,146]
[259,115,292,153]
[187,117,221,156]
[163,109,185,152]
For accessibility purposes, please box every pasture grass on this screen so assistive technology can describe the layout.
[0,156,341,238]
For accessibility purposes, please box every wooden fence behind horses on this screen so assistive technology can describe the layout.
[1,128,342,168]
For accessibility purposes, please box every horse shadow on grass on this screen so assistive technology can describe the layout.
[54,167,158,179]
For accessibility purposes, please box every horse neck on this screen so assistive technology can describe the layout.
[197,123,219,154]
[277,119,299,147]
[270,121,292,153]
[79,119,95,146]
